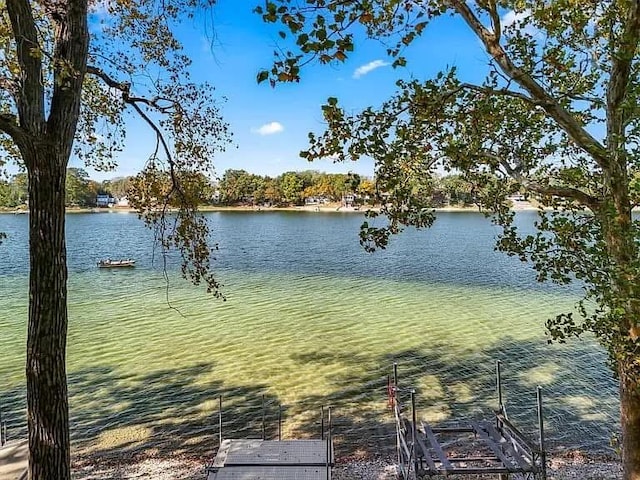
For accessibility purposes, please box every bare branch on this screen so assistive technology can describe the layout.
[559,91,606,107]
[448,0,610,170]
[128,101,175,172]
[87,66,177,113]
[86,65,131,94]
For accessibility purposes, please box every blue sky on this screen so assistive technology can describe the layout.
[82,1,493,181]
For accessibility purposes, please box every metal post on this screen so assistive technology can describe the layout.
[326,410,330,480]
[393,362,399,391]
[328,407,333,466]
[411,390,419,479]
[496,360,503,414]
[261,394,266,440]
[218,396,223,448]
[321,406,325,440]
[537,386,547,480]
[278,404,282,441]
[392,363,402,474]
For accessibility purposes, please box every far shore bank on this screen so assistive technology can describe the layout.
[0,201,541,215]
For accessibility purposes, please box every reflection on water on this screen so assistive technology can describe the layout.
[0,211,619,457]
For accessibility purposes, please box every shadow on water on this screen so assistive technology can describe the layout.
[288,337,619,457]
[1,363,284,464]
[0,337,619,463]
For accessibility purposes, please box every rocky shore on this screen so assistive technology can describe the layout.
[70,452,621,480]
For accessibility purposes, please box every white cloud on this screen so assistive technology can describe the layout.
[252,122,284,136]
[501,9,531,28]
[501,9,539,37]
[353,60,389,79]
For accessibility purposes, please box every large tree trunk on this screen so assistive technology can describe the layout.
[26,150,70,480]
[620,361,640,480]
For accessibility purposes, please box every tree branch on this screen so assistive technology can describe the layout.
[448,0,610,170]
[524,182,601,210]
[0,76,20,97]
[0,113,27,142]
[476,150,600,209]
[87,65,187,201]
[87,66,176,112]
[46,0,90,151]
[86,65,131,93]
[500,158,600,210]
[6,0,45,135]
[480,0,501,42]
[459,82,537,105]
[607,2,640,136]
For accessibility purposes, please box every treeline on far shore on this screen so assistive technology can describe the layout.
[0,167,489,209]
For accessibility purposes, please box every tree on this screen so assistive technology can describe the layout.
[0,172,28,207]
[65,167,92,206]
[218,169,255,204]
[357,178,375,204]
[102,176,134,199]
[0,1,230,478]
[279,171,304,205]
[441,174,475,206]
[259,1,640,477]
[264,176,282,204]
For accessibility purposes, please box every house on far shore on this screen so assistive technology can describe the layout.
[96,194,116,207]
[116,196,130,207]
[342,193,356,207]
[305,196,330,205]
[507,194,527,202]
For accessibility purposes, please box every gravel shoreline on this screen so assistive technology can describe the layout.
[71,452,621,480]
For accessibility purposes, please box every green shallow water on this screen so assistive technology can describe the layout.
[1,269,618,457]
[0,211,620,458]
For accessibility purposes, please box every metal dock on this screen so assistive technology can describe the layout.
[390,361,547,480]
[207,398,334,480]
[207,439,333,480]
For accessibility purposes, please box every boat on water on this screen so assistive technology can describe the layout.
[97,259,135,268]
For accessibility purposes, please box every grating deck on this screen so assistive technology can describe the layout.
[207,465,328,480]
[208,439,332,480]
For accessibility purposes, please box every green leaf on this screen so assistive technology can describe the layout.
[257,70,269,83]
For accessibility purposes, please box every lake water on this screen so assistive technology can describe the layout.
[0,210,619,458]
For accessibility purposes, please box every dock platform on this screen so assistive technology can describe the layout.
[207,439,332,480]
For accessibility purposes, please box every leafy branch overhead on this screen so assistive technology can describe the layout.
[259,4,640,475]
[1,0,232,297]
[1,0,234,477]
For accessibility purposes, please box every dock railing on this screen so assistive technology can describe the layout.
[391,361,547,480]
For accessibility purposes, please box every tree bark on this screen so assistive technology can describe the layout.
[620,361,640,480]
[26,147,70,480]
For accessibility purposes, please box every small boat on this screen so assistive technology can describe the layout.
[97,259,136,268]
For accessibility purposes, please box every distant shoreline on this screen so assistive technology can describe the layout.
[0,201,540,215]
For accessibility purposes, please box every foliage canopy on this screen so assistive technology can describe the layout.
[259,2,640,477]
